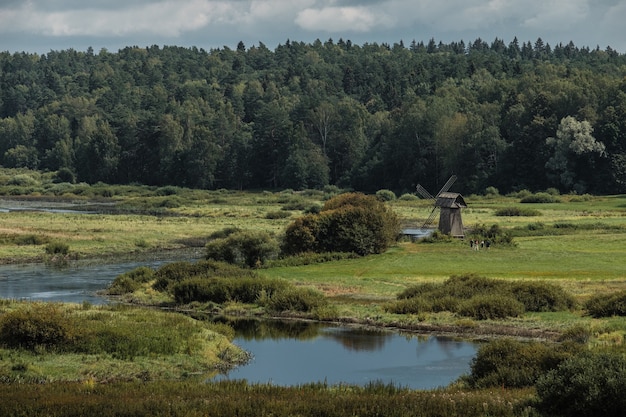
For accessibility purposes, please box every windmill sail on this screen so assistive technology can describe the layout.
[417,175,458,228]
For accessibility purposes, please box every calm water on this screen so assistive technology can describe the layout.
[214,319,477,390]
[0,258,478,389]
[0,250,201,304]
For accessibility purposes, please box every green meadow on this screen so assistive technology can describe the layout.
[2,178,626,416]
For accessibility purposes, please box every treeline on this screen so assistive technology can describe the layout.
[1,37,625,195]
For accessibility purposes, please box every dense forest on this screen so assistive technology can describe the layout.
[1,37,625,195]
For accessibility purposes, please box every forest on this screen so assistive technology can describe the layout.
[1,37,625,195]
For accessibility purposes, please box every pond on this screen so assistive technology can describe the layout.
[213,319,477,390]
[0,258,478,389]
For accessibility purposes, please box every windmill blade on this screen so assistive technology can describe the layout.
[436,175,457,197]
[422,205,439,228]
[415,184,434,200]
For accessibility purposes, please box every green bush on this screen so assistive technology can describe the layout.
[466,339,579,388]
[45,241,70,255]
[0,303,73,351]
[520,192,561,203]
[388,275,575,319]
[209,227,241,239]
[152,260,253,292]
[282,192,400,256]
[375,189,396,201]
[265,210,292,219]
[13,234,50,246]
[457,295,525,319]
[54,167,76,184]
[172,276,288,304]
[265,287,328,313]
[484,186,499,197]
[510,281,577,312]
[494,207,541,216]
[108,266,155,295]
[584,290,626,317]
[7,174,39,187]
[398,193,418,201]
[536,352,626,417]
[206,230,280,268]
[384,296,433,314]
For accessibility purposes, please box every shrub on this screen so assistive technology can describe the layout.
[375,189,396,201]
[385,296,433,314]
[108,266,155,295]
[457,295,525,320]
[281,198,308,211]
[209,227,241,240]
[172,276,288,304]
[484,186,499,197]
[536,352,626,417]
[398,193,418,201]
[282,192,400,256]
[584,290,626,317]
[265,287,328,313]
[0,303,73,351]
[520,192,560,203]
[7,174,39,187]
[55,167,76,184]
[466,339,579,388]
[45,241,70,255]
[152,260,253,292]
[494,207,541,216]
[265,210,292,219]
[510,281,577,312]
[206,230,280,268]
[14,234,50,246]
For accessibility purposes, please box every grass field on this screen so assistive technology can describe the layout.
[1,179,626,415]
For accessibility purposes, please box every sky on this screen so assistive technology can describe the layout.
[0,0,625,55]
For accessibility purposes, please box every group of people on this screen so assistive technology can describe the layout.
[469,239,490,250]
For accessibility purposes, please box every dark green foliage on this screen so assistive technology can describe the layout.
[205,230,280,267]
[44,241,70,255]
[1,41,626,194]
[0,303,73,351]
[535,352,626,417]
[494,207,541,216]
[54,167,76,184]
[375,189,396,201]
[520,192,561,203]
[466,339,582,388]
[266,251,358,267]
[152,260,253,292]
[265,210,292,219]
[468,224,514,246]
[510,281,577,312]
[457,295,524,319]
[282,193,400,256]
[584,290,626,317]
[264,287,328,313]
[171,276,288,304]
[11,233,50,246]
[387,274,575,318]
[108,266,155,295]
[209,227,241,239]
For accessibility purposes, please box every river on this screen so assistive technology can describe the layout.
[0,257,478,389]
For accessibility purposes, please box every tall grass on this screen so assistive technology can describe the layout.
[0,380,535,417]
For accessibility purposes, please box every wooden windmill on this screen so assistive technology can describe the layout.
[415,175,467,237]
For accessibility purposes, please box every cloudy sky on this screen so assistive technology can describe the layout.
[1,0,625,54]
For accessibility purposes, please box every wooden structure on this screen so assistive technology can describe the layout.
[415,175,467,237]
[435,192,466,237]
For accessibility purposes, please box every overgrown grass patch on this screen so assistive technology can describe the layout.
[0,301,245,382]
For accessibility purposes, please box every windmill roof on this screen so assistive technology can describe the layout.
[435,192,467,208]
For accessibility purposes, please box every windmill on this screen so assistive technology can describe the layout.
[415,175,467,237]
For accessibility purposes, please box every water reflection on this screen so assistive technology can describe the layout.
[0,250,201,304]
[213,319,477,390]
